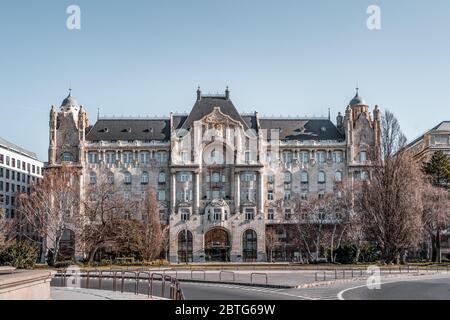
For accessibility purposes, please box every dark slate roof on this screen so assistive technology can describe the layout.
[241,115,258,131]
[86,118,170,141]
[259,118,344,141]
[181,96,249,130]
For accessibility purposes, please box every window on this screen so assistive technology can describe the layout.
[89,172,97,184]
[284,190,291,200]
[318,171,326,184]
[317,151,326,163]
[158,172,166,183]
[300,151,309,163]
[106,152,116,164]
[141,172,149,184]
[212,172,220,183]
[284,172,292,183]
[301,191,308,200]
[0,154,3,164]
[285,209,292,220]
[212,208,222,221]
[107,172,114,184]
[156,152,167,164]
[122,152,133,164]
[282,151,293,163]
[180,151,189,163]
[244,150,251,163]
[335,171,343,182]
[62,153,74,162]
[359,151,367,163]
[158,191,166,201]
[362,170,369,181]
[318,190,325,200]
[178,230,193,263]
[332,151,343,163]
[242,172,255,182]
[300,171,309,184]
[140,152,150,164]
[267,209,274,220]
[181,209,191,221]
[88,152,98,164]
[267,175,274,183]
[124,172,132,184]
[178,172,192,182]
[267,191,274,201]
[124,191,131,201]
[245,208,255,221]
[243,230,257,262]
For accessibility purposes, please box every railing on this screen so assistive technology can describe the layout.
[219,270,235,282]
[250,273,268,285]
[54,268,184,300]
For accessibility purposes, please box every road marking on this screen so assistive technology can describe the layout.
[337,273,450,300]
[185,282,316,300]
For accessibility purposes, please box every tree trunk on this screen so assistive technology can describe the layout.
[436,229,442,263]
[431,233,437,262]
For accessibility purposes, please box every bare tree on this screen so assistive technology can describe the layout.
[16,166,82,265]
[422,184,450,262]
[0,208,15,253]
[357,110,424,264]
[265,226,280,263]
[136,188,168,262]
[82,176,135,262]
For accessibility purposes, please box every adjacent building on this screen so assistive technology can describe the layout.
[47,87,380,263]
[0,137,44,220]
[406,121,450,162]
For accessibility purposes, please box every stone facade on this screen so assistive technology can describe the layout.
[47,88,380,263]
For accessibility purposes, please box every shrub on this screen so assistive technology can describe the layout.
[0,240,38,269]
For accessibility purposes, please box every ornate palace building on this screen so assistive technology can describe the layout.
[47,87,380,263]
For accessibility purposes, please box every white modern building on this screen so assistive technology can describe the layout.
[0,137,44,220]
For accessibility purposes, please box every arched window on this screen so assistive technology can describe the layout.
[124,172,132,185]
[141,172,149,184]
[243,230,257,262]
[158,172,166,183]
[89,172,97,185]
[178,230,193,263]
[62,153,74,162]
[284,172,292,183]
[107,172,114,184]
[318,171,326,184]
[300,171,309,184]
[335,171,343,182]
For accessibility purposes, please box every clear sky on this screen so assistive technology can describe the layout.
[0,0,449,161]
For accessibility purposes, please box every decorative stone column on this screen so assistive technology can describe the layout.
[193,172,200,214]
[170,173,176,215]
[257,171,264,214]
[234,172,240,213]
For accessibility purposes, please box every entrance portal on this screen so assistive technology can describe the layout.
[204,228,230,262]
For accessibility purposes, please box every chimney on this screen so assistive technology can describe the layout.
[225,86,230,100]
[197,87,201,101]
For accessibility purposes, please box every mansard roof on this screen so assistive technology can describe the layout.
[180,95,250,131]
[86,118,171,141]
[259,118,344,141]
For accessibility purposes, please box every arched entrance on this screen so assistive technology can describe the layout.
[204,228,230,262]
[178,230,193,263]
[243,229,258,262]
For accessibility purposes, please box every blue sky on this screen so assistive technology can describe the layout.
[0,0,449,160]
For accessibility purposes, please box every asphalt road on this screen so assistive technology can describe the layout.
[340,277,450,300]
[52,274,450,300]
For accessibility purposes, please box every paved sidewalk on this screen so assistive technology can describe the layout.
[51,287,160,300]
